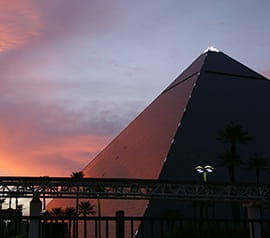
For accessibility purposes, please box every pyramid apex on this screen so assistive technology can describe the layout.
[203,46,220,53]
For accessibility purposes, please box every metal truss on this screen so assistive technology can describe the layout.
[0,176,270,202]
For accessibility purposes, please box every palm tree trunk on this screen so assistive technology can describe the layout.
[68,221,72,238]
[84,219,87,238]
[230,144,236,183]
[230,143,240,220]
[73,220,76,238]
[83,212,87,238]
[97,197,101,238]
[256,169,260,184]
[75,191,79,238]
[228,166,234,183]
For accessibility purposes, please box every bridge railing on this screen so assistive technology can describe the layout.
[1,176,270,202]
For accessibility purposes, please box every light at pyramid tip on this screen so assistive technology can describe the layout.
[203,46,220,53]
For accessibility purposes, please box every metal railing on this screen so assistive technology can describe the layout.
[1,176,270,202]
[0,211,269,238]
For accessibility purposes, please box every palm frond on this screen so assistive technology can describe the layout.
[217,122,253,144]
[247,153,268,171]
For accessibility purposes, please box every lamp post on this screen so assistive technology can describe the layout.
[195,165,214,182]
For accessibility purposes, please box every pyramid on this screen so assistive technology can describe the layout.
[83,48,269,183]
[49,48,270,219]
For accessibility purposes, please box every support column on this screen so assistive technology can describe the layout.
[245,203,262,238]
[29,196,42,238]
[116,210,125,238]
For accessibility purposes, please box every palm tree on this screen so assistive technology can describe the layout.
[78,201,96,238]
[65,206,77,216]
[71,171,85,238]
[216,150,243,183]
[78,201,95,216]
[217,122,252,221]
[71,171,85,179]
[247,153,268,184]
[49,207,64,225]
[65,207,77,238]
[70,171,85,213]
[94,184,104,238]
[49,207,64,216]
[217,122,252,183]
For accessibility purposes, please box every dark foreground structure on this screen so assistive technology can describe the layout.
[48,48,270,237]
[2,213,270,238]
[2,176,270,237]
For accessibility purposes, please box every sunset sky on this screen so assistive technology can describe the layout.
[0,0,269,176]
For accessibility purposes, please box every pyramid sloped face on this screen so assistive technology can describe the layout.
[203,51,266,79]
[83,55,205,179]
[48,53,205,217]
[159,51,270,184]
[144,51,270,221]
[163,53,207,93]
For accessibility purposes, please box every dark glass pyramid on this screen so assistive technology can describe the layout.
[83,49,269,184]
[49,49,270,219]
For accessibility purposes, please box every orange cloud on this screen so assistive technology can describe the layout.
[0,133,110,176]
[0,0,42,52]
[0,99,117,176]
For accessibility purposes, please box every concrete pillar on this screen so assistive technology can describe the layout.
[246,204,262,238]
[29,196,42,238]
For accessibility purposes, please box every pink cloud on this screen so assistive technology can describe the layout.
[10,1,123,44]
[0,134,109,176]
[0,0,42,52]
[0,0,124,54]
[0,94,133,176]
[0,99,119,176]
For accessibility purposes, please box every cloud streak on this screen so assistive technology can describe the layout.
[0,92,142,176]
[0,100,113,176]
[0,0,123,53]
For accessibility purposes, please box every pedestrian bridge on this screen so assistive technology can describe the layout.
[0,176,270,202]
[0,177,268,238]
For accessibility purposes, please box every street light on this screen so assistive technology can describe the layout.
[195,165,214,182]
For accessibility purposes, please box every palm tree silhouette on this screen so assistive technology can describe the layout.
[78,201,95,216]
[71,171,85,179]
[94,185,104,238]
[217,122,252,220]
[216,150,243,183]
[70,171,85,212]
[217,122,252,183]
[65,206,77,216]
[65,207,77,238]
[78,201,96,238]
[70,171,85,238]
[247,153,268,184]
[49,207,64,216]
